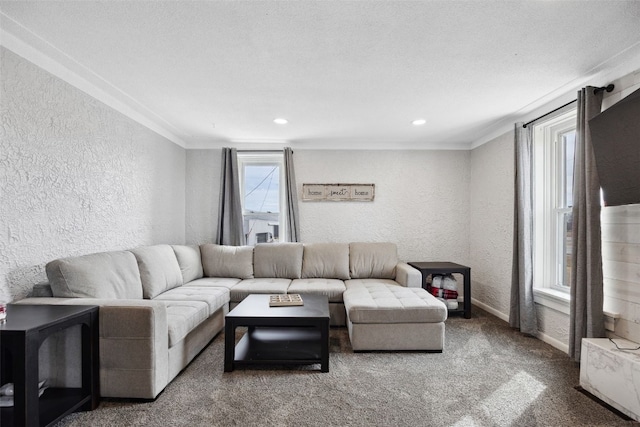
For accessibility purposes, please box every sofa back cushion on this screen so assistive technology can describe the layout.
[201,244,254,279]
[130,245,184,299]
[171,245,204,283]
[301,243,350,279]
[46,251,143,299]
[254,243,303,279]
[349,242,398,279]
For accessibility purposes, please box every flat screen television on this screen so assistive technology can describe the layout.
[589,87,640,206]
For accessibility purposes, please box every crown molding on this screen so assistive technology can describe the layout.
[0,12,187,148]
[6,8,639,153]
[185,138,472,151]
[470,40,640,149]
[0,11,473,153]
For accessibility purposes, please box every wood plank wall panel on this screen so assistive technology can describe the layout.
[602,204,640,343]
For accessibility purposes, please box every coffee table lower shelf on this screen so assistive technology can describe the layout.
[224,294,330,373]
[233,327,324,368]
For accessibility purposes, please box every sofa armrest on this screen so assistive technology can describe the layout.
[395,262,422,288]
[17,297,169,398]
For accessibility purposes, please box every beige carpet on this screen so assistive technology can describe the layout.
[55,308,637,427]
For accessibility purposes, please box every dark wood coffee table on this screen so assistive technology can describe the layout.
[224,294,330,372]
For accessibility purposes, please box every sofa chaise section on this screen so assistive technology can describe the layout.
[341,243,447,351]
[343,282,447,351]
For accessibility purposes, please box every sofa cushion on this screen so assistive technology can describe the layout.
[200,244,254,279]
[301,243,350,280]
[154,286,230,316]
[130,245,184,299]
[183,277,242,290]
[161,300,210,347]
[229,278,291,303]
[343,282,447,324]
[46,251,143,299]
[349,242,398,279]
[171,245,204,283]
[288,278,346,303]
[345,278,400,289]
[254,243,303,279]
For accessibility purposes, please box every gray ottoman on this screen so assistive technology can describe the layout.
[343,280,448,351]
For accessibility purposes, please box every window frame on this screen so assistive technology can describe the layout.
[532,109,576,310]
[237,152,286,245]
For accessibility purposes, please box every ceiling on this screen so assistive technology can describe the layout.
[2,1,640,150]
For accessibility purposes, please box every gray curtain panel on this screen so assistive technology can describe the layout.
[569,87,606,361]
[284,147,300,242]
[216,147,245,246]
[510,123,538,335]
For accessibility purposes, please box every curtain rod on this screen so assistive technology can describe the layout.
[522,84,614,128]
[237,150,284,153]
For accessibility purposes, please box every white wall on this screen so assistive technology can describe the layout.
[0,47,186,302]
[469,128,573,348]
[185,149,221,244]
[186,149,471,263]
[469,130,514,319]
[295,150,470,262]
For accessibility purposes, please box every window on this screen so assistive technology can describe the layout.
[557,129,575,288]
[533,110,576,295]
[237,152,286,245]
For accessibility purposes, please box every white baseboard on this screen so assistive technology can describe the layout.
[471,298,569,354]
[471,298,509,322]
[535,331,569,354]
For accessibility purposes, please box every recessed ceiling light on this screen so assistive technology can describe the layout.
[412,119,426,126]
[274,118,288,125]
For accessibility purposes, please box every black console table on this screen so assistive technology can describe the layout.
[0,304,99,427]
[408,262,471,319]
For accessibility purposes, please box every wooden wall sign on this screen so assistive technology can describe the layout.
[302,183,375,202]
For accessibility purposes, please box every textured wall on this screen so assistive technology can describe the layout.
[0,48,186,302]
[469,129,572,348]
[535,304,570,345]
[185,149,221,244]
[185,149,471,263]
[469,130,514,317]
[294,150,470,263]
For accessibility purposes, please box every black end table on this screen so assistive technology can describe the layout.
[408,262,472,319]
[0,304,99,427]
[224,294,330,372]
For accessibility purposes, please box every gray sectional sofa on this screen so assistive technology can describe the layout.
[19,242,447,399]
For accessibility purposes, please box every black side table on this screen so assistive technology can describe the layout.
[408,262,471,319]
[0,304,99,427]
